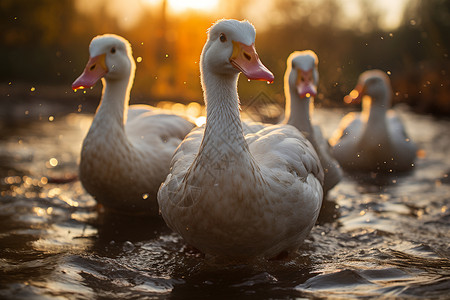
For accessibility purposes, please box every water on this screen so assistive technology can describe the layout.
[1,107,449,299]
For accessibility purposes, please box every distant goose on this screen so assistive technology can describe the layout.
[283,50,342,194]
[158,20,324,260]
[72,34,194,214]
[330,70,417,172]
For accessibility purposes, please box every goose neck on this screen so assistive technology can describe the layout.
[363,95,388,124]
[202,72,245,142]
[285,87,314,137]
[94,77,131,127]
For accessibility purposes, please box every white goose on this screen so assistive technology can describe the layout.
[158,20,324,260]
[72,34,194,214]
[283,51,342,194]
[330,69,417,172]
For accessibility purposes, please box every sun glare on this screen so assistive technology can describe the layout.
[143,0,218,13]
[168,0,218,12]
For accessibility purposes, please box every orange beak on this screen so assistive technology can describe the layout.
[230,41,274,83]
[296,69,317,98]
[72,54,107,90]
[344,84,364,104]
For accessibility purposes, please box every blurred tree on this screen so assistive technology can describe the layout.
[1,0,78,82]
[391,0,450,114]
[0,0,448,115]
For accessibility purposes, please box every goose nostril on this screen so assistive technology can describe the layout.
[243,52,251,61]
[90,64,96,71]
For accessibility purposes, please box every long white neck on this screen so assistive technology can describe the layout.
[194,68,253,173]
[91,75,131,131]
[360,93,390,145]
[284,84,314,140]
[365,91,389,123]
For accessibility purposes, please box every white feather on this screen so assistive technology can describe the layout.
[158,20,323,260]
[282,51,342,194]
[77,34,194,214]
[330,70,417,172]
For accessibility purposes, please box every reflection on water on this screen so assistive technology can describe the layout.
[0,107,449,299]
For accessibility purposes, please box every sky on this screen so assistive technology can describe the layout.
[75,0,410,31]
[342,0,409,29]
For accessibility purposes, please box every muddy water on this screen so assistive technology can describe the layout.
[0,107,449,299]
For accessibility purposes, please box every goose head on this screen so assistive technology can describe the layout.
[344,69,392,106]
[286,50,319,98]
[200,19,274,82]
[72,34,135,90]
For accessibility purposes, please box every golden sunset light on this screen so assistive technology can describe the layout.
[141,0,219,13]
[1,0,450,299]
[166,0,219,13]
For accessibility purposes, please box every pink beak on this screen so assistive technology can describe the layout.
[296,69,317,98]
[344,84,364,104]
[230,41,274,83]
[72,54,108,90]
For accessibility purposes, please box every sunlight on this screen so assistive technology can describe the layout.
[195,116,206,127]
[142,0,218,13]
[168,0,218,12]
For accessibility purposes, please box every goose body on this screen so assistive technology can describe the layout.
[330,70,417,172]
[158,20,324,260]
[282,51,342,194]
[72,34,194,214]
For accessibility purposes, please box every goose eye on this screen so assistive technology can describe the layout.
[219,33,227,43]
[111,47,116,54]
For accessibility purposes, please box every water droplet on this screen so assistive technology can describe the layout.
[123,241,135,252]
[136,56,143,63]
[49,158,58,167]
